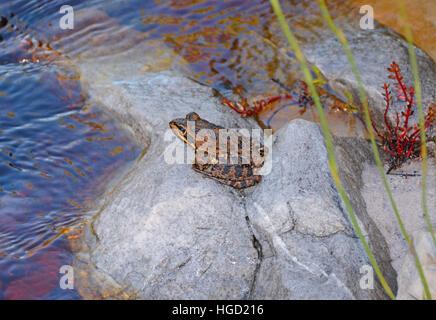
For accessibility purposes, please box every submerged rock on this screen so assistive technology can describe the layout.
[300,22,436,129]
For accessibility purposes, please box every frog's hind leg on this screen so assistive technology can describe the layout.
[192,163,231,185]
[204,174,261,189]
[192,164,261,189]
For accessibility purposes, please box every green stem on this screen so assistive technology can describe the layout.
[318,0,432,300]
[269,0,395,299]
[398,0,436,249]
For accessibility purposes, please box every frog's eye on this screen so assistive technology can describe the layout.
[186,112,200,120]
[179,126,186,134]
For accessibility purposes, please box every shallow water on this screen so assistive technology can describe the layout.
[0,0,432,299]
[0,2,141,299]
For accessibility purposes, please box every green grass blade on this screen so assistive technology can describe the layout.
[398,0,436,250]
[318,0,431,299]
[269,0,395,299]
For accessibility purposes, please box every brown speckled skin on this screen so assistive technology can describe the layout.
[169,112,263,189]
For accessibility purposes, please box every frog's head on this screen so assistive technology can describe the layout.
[169,112,201,148]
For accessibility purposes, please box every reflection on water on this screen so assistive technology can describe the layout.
[131,0,368,136]
[0,63,140,299]
[0,2,141,299]
[0,63,138,259]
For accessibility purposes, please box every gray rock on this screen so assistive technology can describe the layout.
[296,19,436,300]
[246,120,393,299]
[397,230,436,300]
[333,136,398,294]
[361,161,436,299]
[74,43,397,299]
[78,60,260,299]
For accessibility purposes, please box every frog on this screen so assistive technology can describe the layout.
[169,112,263,189]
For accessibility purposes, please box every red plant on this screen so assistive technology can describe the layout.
[370,61,435,173]
[222,95,292,117]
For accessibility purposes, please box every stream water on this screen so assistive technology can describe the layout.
[0,1,142,299]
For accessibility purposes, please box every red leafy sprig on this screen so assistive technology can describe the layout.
[370,61,435,172]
